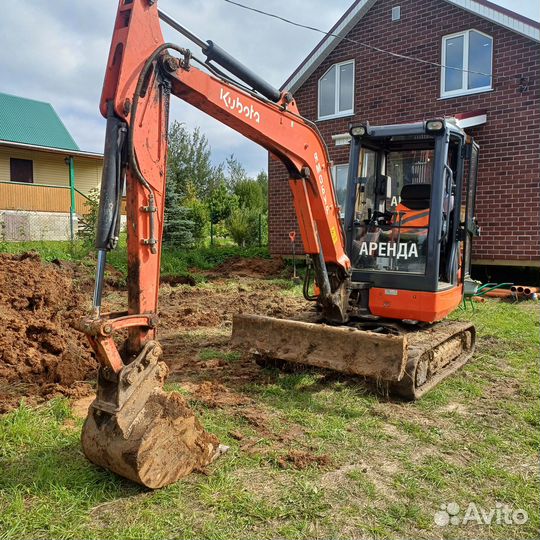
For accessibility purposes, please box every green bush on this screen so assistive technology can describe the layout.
[184,198,209,246]
[208,181,238,224]
[163,205,196,247]
[259,212,268,246]
[233,179,264,212]
[79,188,100,248]
[256,171,268,213]
[226,206,260,247]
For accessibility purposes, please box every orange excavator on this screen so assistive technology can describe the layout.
[79,0,480,488]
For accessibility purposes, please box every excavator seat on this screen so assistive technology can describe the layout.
[395,183,431,241]
[399,183,431,211]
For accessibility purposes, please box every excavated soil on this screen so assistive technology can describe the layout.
[158,280,306,331]
[209,256,286,278]
[278,450,332,470]
[1,252,333,468]
[0,253,97,412]
[0,252,307,414]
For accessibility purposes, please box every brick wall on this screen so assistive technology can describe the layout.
[269,0,540,265]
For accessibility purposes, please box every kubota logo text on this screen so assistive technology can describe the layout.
[313,152,330,214]
[220,88,261,124]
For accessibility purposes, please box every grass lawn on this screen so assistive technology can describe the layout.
[0,239,271,281]
[0,284,538,539]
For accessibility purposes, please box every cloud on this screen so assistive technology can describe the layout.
[0,0,344,173]
[1,0,537,175]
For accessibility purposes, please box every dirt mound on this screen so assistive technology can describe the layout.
[183,380,254,408]
[213,257,286,278]
[159,285,307,331]
[278,450,331,470]
[0,253,96,412]
[161,274,196,287]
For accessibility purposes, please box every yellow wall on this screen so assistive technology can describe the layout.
[0,183,91,214]
[74,156,102,195]
[0,146,102,195]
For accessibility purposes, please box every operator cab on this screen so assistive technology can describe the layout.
[343,119,479,298]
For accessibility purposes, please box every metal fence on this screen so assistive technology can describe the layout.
[209,212,268,247]
[0,181,91,242]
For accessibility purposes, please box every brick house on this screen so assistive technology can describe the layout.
[268,0,540,269]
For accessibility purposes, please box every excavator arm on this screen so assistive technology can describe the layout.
[79,0,350,489]
[93,0,350,339]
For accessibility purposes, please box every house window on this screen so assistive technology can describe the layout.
[441,30,492,98]
[10,158,34,183]
[318,60,354,120]
[333,163,349,215]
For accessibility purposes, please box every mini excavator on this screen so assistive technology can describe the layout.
[79,0,480,488]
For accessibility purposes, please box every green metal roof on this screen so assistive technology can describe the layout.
[0,92,79,151]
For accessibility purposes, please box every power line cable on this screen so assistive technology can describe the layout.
[223,0,525,83]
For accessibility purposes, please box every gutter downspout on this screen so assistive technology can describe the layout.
[67,156,76,241]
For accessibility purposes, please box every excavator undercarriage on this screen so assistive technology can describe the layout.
[232,315,475,400]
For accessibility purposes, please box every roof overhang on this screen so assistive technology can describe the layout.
[0,139,103,160]
[283,0,540,94]
[453,109,488,129]
[282,0,378,92]
[450,0,540,41]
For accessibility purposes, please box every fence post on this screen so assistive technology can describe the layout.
[67,156,76,242]
[258,213,262,247]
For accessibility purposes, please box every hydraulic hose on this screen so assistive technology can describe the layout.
[303,259,317,302]
[126,42,192,254]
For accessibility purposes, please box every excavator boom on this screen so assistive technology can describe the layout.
[97,1,350,324]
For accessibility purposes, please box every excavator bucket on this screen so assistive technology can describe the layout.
[232,314,475,400]
[80,340,223,489]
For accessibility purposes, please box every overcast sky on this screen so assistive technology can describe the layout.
[1,0,538,175]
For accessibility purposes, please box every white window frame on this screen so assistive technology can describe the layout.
[318,60,355,121]
[440,29,493,99]
[332,163,350,216]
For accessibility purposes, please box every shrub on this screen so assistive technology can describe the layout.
[233,179,264,212]
[163,206,196,247]
[184,198,209,246]
[226,206,260,247]
[79,188,100,248]
[207,181,238,224]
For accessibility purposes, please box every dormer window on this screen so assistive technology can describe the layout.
[318,60,355,120]
[441,29,493,98]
